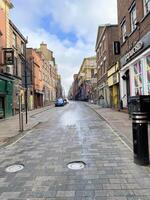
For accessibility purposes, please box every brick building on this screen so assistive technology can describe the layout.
[36,43,58,105]
[9,20,27,114]
[118,0,150,108]
[95,25,119,107]
[26,48,44,109]
[0,0,14,118]
[72,74,78,100]
[0,0,27,116]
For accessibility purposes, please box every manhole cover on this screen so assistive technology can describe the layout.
[5,164,24,173]
[67,161,85,170]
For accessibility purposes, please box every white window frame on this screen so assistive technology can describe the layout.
[12,32,17,48]
[130,5,137,32]
[143,0,150,15]
[121,22,127,43]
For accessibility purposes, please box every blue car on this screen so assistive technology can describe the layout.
[55,98,64,107]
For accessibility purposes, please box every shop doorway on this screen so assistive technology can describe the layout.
[125,69,130,102]
[0,97,5,119]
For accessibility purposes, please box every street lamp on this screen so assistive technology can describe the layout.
[24,37,28,124]
[18,37,28,124]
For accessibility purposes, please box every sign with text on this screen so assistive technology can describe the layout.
[4,49,14,65]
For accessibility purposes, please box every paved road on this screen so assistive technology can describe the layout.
[0,101,150,200]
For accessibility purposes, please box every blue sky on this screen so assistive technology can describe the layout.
[11,0,117,94]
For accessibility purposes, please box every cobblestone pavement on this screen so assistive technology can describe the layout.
[0,105,54,146]
[85,102,150,151]
[0,102,150,200]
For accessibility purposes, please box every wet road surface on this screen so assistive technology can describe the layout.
[0,101,150,199]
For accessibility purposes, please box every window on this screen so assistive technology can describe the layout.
[12,32,17,48]
[102,36,106,52]
[121,22,127,43]
[21,42,25,55]
[91,69,94,78]
[103,60,106,73]
[143,0,150,15]
[130,5,137,32]
[133,61,143,95]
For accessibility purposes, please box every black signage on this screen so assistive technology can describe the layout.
[125,41,143,61]
[113,41,120,55]
[4,49,14,65]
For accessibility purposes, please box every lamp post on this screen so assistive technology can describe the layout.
[24,37,28,124]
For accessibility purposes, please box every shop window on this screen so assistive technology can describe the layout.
[143,0,150,16]
[133,61,143,95]
[146,55,150,94]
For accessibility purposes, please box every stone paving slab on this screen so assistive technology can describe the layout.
[0,105,54,146]
[85,102,150,151]
[0,102,150,199]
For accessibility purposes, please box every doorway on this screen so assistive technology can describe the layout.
[0,97,5,119]
[125,69,130,101]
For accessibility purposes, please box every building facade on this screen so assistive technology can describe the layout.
[0,0,14,118]
[36,43,58,105]
[9,20,26,114]
[72,74,78,100]
[95,25,119,108]
[56,74,63,99]
[75,56,97,101]
[118,0,150,108]
[26,48,44,109]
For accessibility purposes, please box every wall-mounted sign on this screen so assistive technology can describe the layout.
[4,48,14,65]
[113,41,120,55]
[125,41,143,62]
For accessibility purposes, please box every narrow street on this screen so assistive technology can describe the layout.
[0,102,150,199]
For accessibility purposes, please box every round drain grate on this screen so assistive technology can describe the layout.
[5,164,24,173]
[67,161,85,170]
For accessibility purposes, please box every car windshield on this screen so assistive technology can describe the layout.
[57,99,63,103]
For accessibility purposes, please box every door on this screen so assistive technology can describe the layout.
[0,97,5,119]
[125,70,130,102]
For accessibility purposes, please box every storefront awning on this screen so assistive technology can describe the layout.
[0,74,14,82]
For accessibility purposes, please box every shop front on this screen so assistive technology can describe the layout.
[0,74,13,118]
[34,90,43,108]
[120,31,150,108]
[97,81,110,107]
[108,62,119,109]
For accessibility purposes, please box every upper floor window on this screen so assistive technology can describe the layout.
[12,32,17,48]
[102,36,106,52]
[130,5,137,32]
[91,69,95,78]
[143,0,150,15]
[121,22,127,43]
[21,42,25,55]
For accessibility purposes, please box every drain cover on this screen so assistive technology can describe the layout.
[5,164,24,173]
[67,161,85,170]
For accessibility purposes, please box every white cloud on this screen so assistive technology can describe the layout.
[22,28,93,93]
[11,0,117,93]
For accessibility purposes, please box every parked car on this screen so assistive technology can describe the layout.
[55,98,64,107]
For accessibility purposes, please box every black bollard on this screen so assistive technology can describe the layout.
[132,112,149,165]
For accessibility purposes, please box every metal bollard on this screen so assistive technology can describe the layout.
[19,112,24,132]
[132,112,149,165]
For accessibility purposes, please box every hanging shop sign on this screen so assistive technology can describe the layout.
[3,48,14,65]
